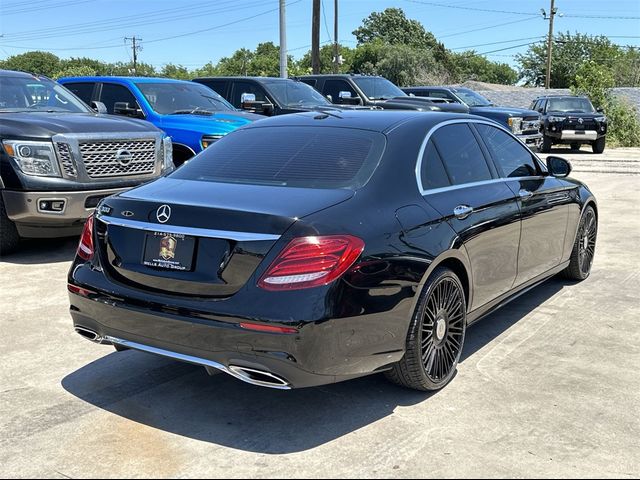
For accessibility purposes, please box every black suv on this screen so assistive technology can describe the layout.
[530,95,607,153]
[192,76,345,116]
[298,74,469,113]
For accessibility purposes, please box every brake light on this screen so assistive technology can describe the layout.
[77,214,94,261]
[258,235,365,291]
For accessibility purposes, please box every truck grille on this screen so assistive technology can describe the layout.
[79,139,157,178]
[55,143,77,177]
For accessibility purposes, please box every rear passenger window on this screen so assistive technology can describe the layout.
[421,141,450,191]
[475,124,538,178]
[431,124,492,185]
[64,82,95,104]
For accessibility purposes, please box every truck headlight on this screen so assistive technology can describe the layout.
[2,140,61,177]
[548,116,564,123]
[162,136,174,172]
[508,117,523,134]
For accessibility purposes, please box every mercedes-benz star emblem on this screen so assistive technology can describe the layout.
[156,205,171,224]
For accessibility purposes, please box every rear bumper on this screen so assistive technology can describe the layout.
[2,187,129,238]
[68,287,405,389]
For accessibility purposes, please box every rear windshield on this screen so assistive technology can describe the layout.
[171,126,386,189]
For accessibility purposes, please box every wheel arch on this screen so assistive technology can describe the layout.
[418,249,473,311]
[172,143,196,166]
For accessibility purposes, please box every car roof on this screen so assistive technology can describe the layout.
[0,69,51,79]
[194,76,296,82]
[240,109,477,134]
[58,76,194,85]
[534,94,589,99]
[298,74,383,79]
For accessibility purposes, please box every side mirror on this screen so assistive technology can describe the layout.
[91,101,107,114]
[546,156,572,178]
[240,93,256,106]
[337,91,362,105]
[114,102,144,119]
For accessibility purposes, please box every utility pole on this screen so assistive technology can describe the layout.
[124,36,142,75]
[333,0,339,73]
[543,0,557,89]
[311,0,321,74]
[279,0,287,78]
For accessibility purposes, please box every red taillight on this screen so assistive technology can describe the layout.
[77,214,94,261]
[67,284,95,297]
[258,235,365,291]
[239,323,299,334]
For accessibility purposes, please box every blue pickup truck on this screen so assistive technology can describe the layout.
[59,76,263,165]
[402,86,543,150]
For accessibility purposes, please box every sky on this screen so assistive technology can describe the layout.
[0,0,639,71]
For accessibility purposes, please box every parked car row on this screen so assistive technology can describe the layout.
[1,69,606,257]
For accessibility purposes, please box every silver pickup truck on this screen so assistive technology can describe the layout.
[0,70,174,254]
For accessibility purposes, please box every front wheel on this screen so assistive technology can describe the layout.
[0,193,20,256]
[592,136,606,154]
[385,267,467,391]
[562,205,597,281]
[539,134,552,153]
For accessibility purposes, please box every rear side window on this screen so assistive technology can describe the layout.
[475,124,538,178]
[172,126,386,190]
[431,124,492,185]
[231,81,268,107]
[420,141,450,191]
[64,82,95,104]
[323,80,357,102]
[99,83,139,114]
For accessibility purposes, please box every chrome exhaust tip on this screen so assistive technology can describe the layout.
[74,326,108,344]
[228,365,291,389]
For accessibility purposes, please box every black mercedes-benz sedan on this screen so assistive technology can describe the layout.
[68,110,598,391]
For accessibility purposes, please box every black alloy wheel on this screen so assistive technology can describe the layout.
[563,205,597,280]
[386,267,467,391]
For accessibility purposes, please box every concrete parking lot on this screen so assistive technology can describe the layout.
[2,148,639,478]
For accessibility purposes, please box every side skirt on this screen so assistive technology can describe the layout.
[466,261,570,326]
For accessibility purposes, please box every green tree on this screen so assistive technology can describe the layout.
[107,61,157,76]
[160,63,190,80]
[192,62,219,78]
[299,44,355,74]
[571,60,615,109]
[58,57,110,75]
[516,32,622,88]
[353,8,438,50]
[450,52,518,85]
[0,51,61,77]
[53,65,98,80]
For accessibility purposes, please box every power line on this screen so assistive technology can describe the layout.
[451,36,546,51]
[403,0,538,16]
[321,0,332,42]
[439,17,539,39]
[1,0,246,41]
[563,14,640,20]
[1,0,96,15]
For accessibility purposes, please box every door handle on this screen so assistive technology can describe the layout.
[519,189,533,199]
[453,205,474,219]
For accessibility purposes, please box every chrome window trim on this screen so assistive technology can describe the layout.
[415,118,547,196]
[97,214,281,242]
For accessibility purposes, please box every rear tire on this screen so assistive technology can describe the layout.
[385,267,467,391]
[570,142,581,151]
[539,134,552,153]
[562,205,597,281]
[0,193,20,256]
[592,136,606,154]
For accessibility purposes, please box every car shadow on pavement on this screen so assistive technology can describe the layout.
[0,237,78,264]
[61,278,566,454]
